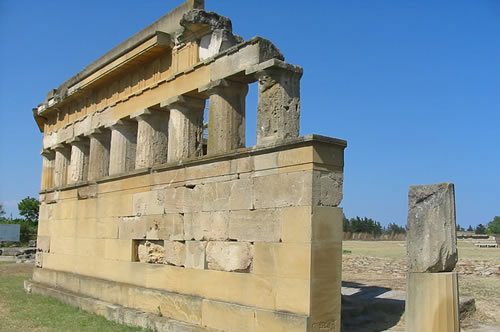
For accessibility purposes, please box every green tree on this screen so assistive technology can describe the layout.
[487,216,500,234]
[386,223,406,234]
[18,197,39,224]
[343,214,351,232]
[0,202,5,220]
[475,224,487,235]
[467,225,473,232]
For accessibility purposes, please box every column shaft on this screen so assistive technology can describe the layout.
[164,96,205,162]
[40,150,55,190]
[53,145,71,187]
[108,121,138,175]
[68,140,89,184]
[256,65,302,146]
[88,130,111,181]
[201,80,248,155]
[134,111,169,169]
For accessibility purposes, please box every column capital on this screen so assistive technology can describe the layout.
[66,136,89,146]
[160,95,205,112]
[198,79,248,97]
[40,149,55,158]
[52,143,70,152]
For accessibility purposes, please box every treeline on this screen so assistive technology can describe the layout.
[343,216,406,235]
[457,216,500,235]
[0,197,39,244]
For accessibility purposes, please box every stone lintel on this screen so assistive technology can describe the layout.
[85,127,106,137]
[129,108,153,119]
[245,58,303,77]
[198,79,247,96]
[160,95,205,110]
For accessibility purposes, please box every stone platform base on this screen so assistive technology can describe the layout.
[24,279,213,331]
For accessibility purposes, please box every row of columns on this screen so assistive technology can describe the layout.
[40,64,302,191]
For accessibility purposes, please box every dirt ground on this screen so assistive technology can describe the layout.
[342,240,500,331]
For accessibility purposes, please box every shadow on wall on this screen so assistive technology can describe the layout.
[341,281,405,332]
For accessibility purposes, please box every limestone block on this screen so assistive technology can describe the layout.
[227,178,253,210]
[96,219,119,239]
[108,120,138,175]
[56,124,74,144]
[137,241,165,264]
[252,243,310,279]
[254,310,308,332]
[201,299,255,332]
[37,236,51,252]
[68,140,90,184]
[164,241,186,267]
[280,206,312,243]
[35,252,44,268]
[73,115,92,137]
[91,107,114,129]
[253,171,313,209]
[118,216,148,239]
[184,211,229,241]
[407,183,457,272]
[133,191,165,216]
[228,209,281,242]
[206,241,253,272]
[43,131,57,150]
[185,241,207,269]
[312,171,343,207]
[77,184,97,200]
[406,272,459,332]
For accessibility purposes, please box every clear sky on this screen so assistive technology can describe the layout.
[0,1,498,227]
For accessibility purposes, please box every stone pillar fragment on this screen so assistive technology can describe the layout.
[199,79,248,155]
[53,144,71,187]
[86,129,111,181]
[248,59,303,146]
[67,138,90,184]
[407,183,457,272]
[131,109,169,169]
[107,120,138,176]
[406,183,459,332]
[40,150,55,190]
[161,95,205,162]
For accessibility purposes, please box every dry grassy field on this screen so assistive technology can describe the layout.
[343,240,500,331]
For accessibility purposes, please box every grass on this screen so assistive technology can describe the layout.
[0,264,147,331]
[343,240,500,260]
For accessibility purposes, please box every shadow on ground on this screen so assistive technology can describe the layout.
[341,281,405,332]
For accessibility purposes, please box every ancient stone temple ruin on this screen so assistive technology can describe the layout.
[27,1,347,331]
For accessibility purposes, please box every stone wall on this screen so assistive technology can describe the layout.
[31,2,347,331]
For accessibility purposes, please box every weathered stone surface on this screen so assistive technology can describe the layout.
[200,79,248,155]
[407,183,457,272]
[312,171,343,207]
[228,209,281,242]
[252,60,303,146]
[137,241,165,264]
[108,120,138,175]
[87,129,111,181]
[53,145,71,187]
[132,109,169,169]
[185,241,207,269]
[164,240,186,267]
[184,211,229,241]
[163,96,205,162]
[206,241,253,272]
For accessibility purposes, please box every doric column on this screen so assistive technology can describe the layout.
[53,144,71,187]
[40,149,55,190]
[86,128,111,181]
[251,60,303,146]
[130,109,169,169]
[107,120,138,175]
[199,79,248,155]
[161,95,205,162]
[67,138,90,184]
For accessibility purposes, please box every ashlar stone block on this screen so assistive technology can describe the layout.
[206,241,253,272]
[184,241,207,269]
[164,240,186,267]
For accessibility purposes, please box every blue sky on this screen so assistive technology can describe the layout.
[0,1,498,227]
